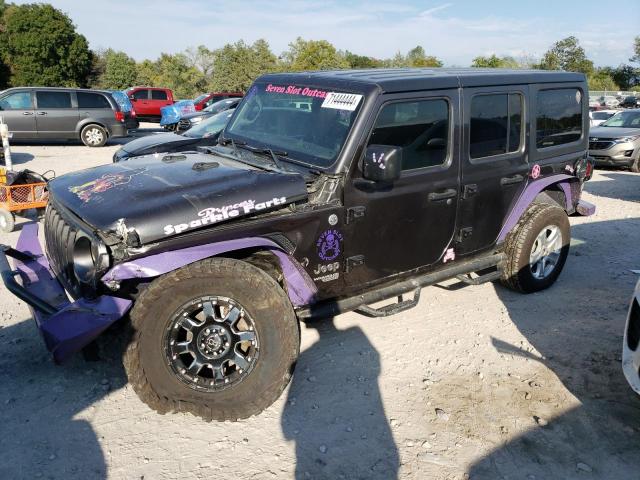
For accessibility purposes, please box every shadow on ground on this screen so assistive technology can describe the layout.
[282,318,399,479]
[0,320,127,479]
[584,171,640,202]
[470,217,640,479]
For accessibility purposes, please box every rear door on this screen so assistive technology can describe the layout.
[34,90,78,138]
[0,90,36,138]
[77,91,115,126]
[149,89,172,116]
[343,90,461,287]
[456,86,528,256]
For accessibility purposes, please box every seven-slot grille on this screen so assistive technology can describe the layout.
[44,202,82,298]
[589,140,614,150]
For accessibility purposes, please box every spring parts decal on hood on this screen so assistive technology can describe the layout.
[163,196,288,235]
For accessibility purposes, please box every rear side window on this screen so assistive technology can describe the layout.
[368,98,449,171]
[132,90,148,100]
[536,89,582,149]
[470,93,523,159]
[0,91,32,110]
[36,91,71,109]
[151,90,168,100]
[77,92,111,109]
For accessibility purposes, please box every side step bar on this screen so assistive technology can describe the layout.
[297,253,504,320]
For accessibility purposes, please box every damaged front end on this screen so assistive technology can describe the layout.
[0,223,131,363]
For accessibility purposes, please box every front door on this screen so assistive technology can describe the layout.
[34,90,78,138]
[0,90,36,138]
[343,90,461,288]
[131,89,151,116]
[456,86,529,255]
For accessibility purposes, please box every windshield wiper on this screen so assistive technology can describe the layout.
[233,143,289,170]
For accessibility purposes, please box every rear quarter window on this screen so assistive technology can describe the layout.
[77,92,112,109]
[536,88,582,149]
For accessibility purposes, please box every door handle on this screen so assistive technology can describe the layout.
[428,188,457,202]
[36,111,47,116]
[500,174,524,186]
[22,111,34,116]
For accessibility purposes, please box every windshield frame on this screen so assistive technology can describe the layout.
[600,110,640,128]
[222,80,369,172]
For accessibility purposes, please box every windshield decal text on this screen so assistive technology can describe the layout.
[265,84,327,98]
[163,196,287,235]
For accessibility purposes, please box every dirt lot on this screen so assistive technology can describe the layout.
[0,130,639,480]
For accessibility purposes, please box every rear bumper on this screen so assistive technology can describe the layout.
[109,123,128,138]
[0,223,131,363]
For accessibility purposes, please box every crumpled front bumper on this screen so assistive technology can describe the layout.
[0,223,131,363]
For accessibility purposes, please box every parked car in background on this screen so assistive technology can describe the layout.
[0,87,127,147]
[589,109,617,127]
[589,109,640,172]
[113,109,235,162]
[125,87,174,122]
[620,96,640,109]
[177,97,242,131]
[600,96,620,108]
[589,96,602,111]
[193,92,243,111]
[622,277,640,395]
[109,90,139,130]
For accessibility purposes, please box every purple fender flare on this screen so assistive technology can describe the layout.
[102,237,318,307]
[497,174,593,243]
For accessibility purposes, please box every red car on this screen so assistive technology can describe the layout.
[193,92,243,111]
[125,87,174,121]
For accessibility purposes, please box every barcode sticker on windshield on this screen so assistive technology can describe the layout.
[322,92,363,111]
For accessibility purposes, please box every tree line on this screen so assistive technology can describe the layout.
[0,2,638,98]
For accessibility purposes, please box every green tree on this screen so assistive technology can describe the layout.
[471,54,521,68]
[538,36,593,74]
[630,36,640,63]
[343,51,382,69]
[0,3,93,86]
[210,39,278,92]
[283,38,349,71]
[100,49,137,89]
[601,64,640,90]
[185,45,216,78]
[153,53,205,98]
[587,69,620,91]
[405,46,442,67]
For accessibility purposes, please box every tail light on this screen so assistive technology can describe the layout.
[130,109,136,118]
[574,155,593,181]
[114,111,125,122]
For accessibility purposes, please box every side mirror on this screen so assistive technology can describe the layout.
[129,96,136,101]
[362,145,402,182]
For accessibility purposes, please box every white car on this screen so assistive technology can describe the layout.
[601,96,620,108]
[589,109,618,127]
[623,277,640,394]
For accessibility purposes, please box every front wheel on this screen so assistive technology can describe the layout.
[123,257,300,421]
[80,124,107,147]
[630,157,640,173]
[0,209,15,233]
[501,203,570,293]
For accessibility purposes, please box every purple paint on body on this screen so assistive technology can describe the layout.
[497,174,594,243]
[103,237,318,307]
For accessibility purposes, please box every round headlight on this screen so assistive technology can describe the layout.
[73,236,108,284]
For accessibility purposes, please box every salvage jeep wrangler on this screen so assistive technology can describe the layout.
[0,69,595,421]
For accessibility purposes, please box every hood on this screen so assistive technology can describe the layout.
[120,132,199,155]
[589,126,640,139]
[181,111,213,121]
[49,152,308,245]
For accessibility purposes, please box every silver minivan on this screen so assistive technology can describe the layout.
[0,87,128,147]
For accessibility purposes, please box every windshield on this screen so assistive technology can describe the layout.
[204,99,238,114]
[224,82,364,168]
[184,109,235,138]
[592,111,613,120]
[601,111,640,128]
[193,94,209,104]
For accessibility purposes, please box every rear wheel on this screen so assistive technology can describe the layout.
[0,209,15,233]
[123,257,299,421]
[81,124,107,147]
[501,203,570,293]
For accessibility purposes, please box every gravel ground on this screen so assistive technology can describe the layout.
[0,128,639,480]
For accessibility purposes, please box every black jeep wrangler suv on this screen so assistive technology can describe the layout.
[1,68,594,421]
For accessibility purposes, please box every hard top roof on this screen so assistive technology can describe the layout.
[260,68,585,93]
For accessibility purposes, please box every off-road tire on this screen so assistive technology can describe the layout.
[501,203,570,293]
[630,157,640,173]
[0,209,15,233]
[123,257,299,421]
[80,124,107,147]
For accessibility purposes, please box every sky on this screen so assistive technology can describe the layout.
[14,0,640,67]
